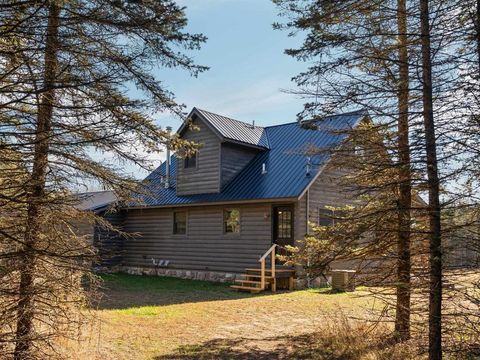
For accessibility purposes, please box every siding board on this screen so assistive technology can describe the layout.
[296,163,350,244]
[176,118,221,195]
[94,211,125,266]
[122,204,274,273]
[221,143,258,188]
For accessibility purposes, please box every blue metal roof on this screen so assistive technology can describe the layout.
[179,108,270,149]
[130,110,366,207]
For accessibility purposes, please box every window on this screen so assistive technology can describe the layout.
[184,152,197,169]
[318,208,345,227]
[318,208,334,227]
[173,211,187,235]
[224,209,240,233]
[276,209,292,239]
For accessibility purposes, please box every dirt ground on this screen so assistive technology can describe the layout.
[73,274,424,360]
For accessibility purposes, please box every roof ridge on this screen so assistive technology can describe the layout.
[264,121,298,129]
[195,108,265,129]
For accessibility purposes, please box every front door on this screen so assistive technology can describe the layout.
[272,205,295,257]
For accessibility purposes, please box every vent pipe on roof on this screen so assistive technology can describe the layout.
[305,156,311,177]
[262,163,267,175]
[165,126,172,189]
[252,120,255,129]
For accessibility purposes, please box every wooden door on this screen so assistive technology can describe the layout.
[272,205,294,257]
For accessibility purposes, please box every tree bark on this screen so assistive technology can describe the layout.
[13,2,60,359]
[419,0,443,359]
[394,0,412,342]
[476,0,480,76]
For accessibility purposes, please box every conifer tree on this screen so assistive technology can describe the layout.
[0,1,206,358]
[418,1,442,358]
[273,0,419,341]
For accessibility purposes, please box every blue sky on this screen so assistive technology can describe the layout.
[157,0,307,131]
[98,0,309,185]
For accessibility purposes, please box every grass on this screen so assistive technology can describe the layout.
[95,273,257,310]
[73,273,424,360]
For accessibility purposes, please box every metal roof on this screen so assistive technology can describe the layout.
[178,108,270,149]
[77,190,117,212]
[131,109,366,207]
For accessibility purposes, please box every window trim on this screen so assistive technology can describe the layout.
[173,210,187,235]
[318,207,339,227]
[183,151,198,170]
[274,207,293,240]
[223,208,241,234]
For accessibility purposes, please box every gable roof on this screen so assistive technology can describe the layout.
[178,107,270,149]
[130,109,367,208]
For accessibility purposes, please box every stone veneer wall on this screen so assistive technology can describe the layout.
[121,266,241,283]
[97,265,310,289]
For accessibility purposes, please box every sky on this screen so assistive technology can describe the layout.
[155,0,307,134]
[97,0,309,185]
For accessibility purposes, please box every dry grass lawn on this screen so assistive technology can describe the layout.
[73,274,424,360]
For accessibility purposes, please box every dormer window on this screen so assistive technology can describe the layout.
[184,152,197,169]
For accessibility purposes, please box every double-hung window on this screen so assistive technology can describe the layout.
[173,211,187,235]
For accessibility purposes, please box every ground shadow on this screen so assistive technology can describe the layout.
[90,273,280,310]
[152,332,400,360]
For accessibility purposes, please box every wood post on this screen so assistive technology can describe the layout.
[271,247,276,292]
[288,276,294,291]
[260,259,265,290]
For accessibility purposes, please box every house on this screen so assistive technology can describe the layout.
[75,190,123,267]
[94,107,367,290]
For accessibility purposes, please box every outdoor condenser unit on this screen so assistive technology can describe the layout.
[331,270,356,292]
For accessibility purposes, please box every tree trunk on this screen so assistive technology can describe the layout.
[13,2,60,359]
[419,0,443,359]
[476,0,480,76]
[394,0,412,342]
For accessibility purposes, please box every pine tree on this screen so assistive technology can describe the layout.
[273,0,418,340]
[0,1,206,358]
[418,1,443,358]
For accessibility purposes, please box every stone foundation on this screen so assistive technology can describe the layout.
[118,266,242,283]
[97,265,313,289]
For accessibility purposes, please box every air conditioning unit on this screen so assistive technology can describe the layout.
[331,270,356,292]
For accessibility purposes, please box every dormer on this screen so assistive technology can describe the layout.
[175,108,269,196]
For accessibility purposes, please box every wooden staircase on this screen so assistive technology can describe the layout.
[230,244,295,293]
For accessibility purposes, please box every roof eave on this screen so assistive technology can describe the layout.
[123,196,298,210]
[222,138,269,150]
[177,107,225,142]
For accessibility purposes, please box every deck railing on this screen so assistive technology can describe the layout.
[259,244,277,291]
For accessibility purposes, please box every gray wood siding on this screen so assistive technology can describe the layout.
[94,211,125,266]
[220,143,258,189]
[122,204,274,273]
[296,164,350,244]
[296,164,369,271]
[176,118,221,195]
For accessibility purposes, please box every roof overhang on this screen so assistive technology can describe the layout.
[123,196,297,210]
[177,107,269,151]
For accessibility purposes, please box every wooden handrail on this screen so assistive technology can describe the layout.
[258,244,277,291]
[259,244,277,261]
